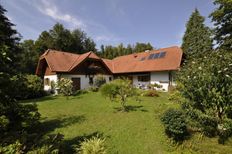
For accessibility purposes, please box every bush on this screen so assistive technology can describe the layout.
[88,86,98,92]
[198,115,218,137]
[100,79,138,111]
[161,108,188,141]
[11,74,45,100]
[218,119,232,144]
[147,83,163,90]
[57,78,73,97]
[144,90,159,97]
[100,82,118,101]
[0,140,23,154]
[27,133,64,154]
[76,136,106,154]
[168,90,184,103]
[94,75,106,88]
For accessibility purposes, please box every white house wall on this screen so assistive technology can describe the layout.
[60,74,113,90]
[44,75,58,91]
[131,71,170,91]
[150,71,169,91]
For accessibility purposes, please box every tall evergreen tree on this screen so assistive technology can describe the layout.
[210,0,232,50]
[0,4,21,74]
[0,3,40,146]
[182,9,212,60]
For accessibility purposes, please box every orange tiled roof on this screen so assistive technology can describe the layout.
[109,46,183,73]
[36,46,182,75]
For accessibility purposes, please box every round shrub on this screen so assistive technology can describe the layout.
[161,108,188,141]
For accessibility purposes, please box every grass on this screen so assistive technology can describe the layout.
[28,92,232,154]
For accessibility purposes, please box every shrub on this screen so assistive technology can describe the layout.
[94,75,106,89]
[0,140,23,154]
[88,86,98,92]
[50,80,56,94]
[76,136,106,154]
[147,83,163,90]
[161,108,188,141]
[11,74,45,100]
[100,82,118,101]
[100,79,138,111]
[218,119,232,144]
[144,90,159,97]
[168,90,184,103]
[57,78,73,97]
[198,115,218,137]
[27,133,63,154]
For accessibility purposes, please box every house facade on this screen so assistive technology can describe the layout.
[36,46,182,92]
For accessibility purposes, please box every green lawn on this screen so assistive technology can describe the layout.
[29,92,232,154]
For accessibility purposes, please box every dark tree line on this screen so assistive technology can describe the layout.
[19,23,97,74]
[19,23,154,73]
[99,42,153,59]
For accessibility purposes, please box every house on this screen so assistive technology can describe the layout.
[36,46,183,92]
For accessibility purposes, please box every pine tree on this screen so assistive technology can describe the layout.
[210,0,232,50]
[0,4,21,74]
[182,9,212,60]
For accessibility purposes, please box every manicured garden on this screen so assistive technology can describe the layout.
[27,92,232,154]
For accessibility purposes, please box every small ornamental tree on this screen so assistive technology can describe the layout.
[57,78,73,97]
[100,79,138,111]
[94,75,106,88]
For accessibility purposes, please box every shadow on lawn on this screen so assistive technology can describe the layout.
[61,131,107,154]
[20,96,57,104]
[114,105,148,112]
[39,115,86,134]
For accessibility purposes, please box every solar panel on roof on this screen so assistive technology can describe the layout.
[159,52,166,58]
[153,53,160,59]
[148,54,154,60]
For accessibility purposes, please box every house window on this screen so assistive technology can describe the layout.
[138,75,150,82]
[89,77,93,85]
[109,77,112,81]
[44,78,50,86]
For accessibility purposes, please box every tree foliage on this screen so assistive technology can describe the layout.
[210,0,232,50]
[100,79,138,111]
[0,3,41,148]
[182,9,212,60]
[100,42,153,59]
[34,23,96,55]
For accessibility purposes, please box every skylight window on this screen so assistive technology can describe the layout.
[153,53,160,59]
[148,54,155,60]
[159,52,166,58]
[147,51,166,60]
[140,57,146,61]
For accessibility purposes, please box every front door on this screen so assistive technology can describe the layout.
[71,78,81,91]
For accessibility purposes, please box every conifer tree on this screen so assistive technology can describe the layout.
[182,9,212,60]
[210,0,232,50]
[0,4,21,74]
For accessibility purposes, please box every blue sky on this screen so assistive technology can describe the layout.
[2,0,215,49]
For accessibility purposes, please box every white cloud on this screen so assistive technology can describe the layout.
[35,0,121,44]
[37,0,86,30]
